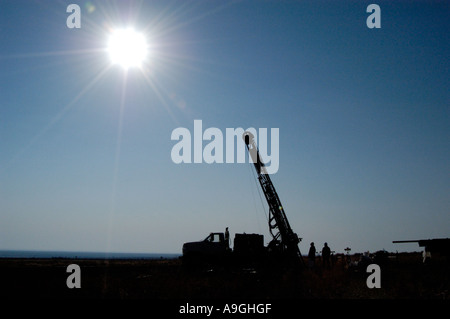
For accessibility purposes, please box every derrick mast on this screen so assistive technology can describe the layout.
[243,132,304,264]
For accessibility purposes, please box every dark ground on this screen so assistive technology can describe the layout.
[1,252,448,301]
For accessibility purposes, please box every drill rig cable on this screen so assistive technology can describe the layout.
[248,159,270,225]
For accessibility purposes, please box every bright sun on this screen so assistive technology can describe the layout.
[107,28,148,69]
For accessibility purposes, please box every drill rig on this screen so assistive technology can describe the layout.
[181,131,305,267]
[243,131,304,265]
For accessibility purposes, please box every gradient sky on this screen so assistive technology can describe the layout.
[1,0,448,255]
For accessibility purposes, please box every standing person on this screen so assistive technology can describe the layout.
[308,242,316,269]
[322,242,331,269]
[224,227,230,249]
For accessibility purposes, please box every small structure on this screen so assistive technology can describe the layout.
[393,238,450,262]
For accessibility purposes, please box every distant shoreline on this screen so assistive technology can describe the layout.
[0,250,181,260]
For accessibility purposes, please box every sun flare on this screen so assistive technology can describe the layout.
[107,28,148,69]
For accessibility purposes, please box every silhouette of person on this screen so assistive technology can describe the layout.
[224,227,230,248]
[308,242,316,269]
[322,242,331,269]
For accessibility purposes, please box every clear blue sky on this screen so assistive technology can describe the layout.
[1,0,448,254]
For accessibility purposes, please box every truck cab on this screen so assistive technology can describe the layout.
[182,232,230,261]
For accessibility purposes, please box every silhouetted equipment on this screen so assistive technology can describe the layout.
[243,131,304,265]
[393,238,450,256]
[181,131,305,267]
[182,231,265,264]
[182,232,231,262]
[233,233,265,257]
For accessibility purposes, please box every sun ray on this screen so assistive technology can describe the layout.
[106,69,129,253]
[2,64,112,173]
[140,69,179,125]
[146,0,240,39]
[0,48,107,60]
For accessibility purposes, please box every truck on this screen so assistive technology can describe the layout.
[182,232,230,260]
[182,131,304,266]
[182,232,265,264]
